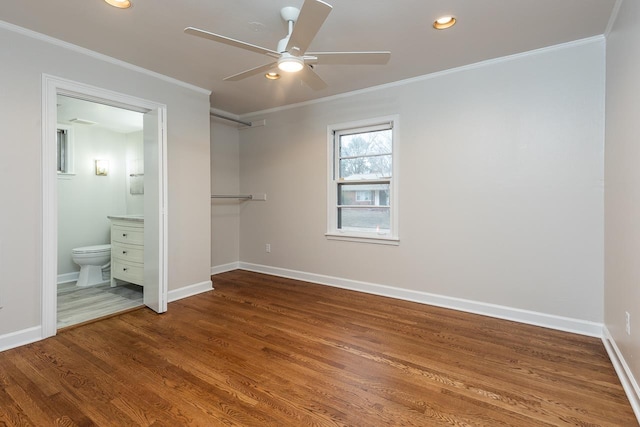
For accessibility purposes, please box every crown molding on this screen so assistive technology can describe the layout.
[242,35,605,119]
[0,19,211,96]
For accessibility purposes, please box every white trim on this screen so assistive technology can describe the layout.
[0,19,210,96]
[0,326,43,353]
[161,107,169,311]
[325,233,400,245]
[602,327,640,422]
[168,281,213,303]
[211,262,241,275]
[238,262,604,338]
[42,76,58,339]
[42,74,169,338]
[242,36,605,119]
[57,271,79,284]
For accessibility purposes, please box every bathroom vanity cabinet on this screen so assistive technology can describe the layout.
[108,215,144,287]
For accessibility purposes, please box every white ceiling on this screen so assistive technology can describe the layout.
[57,95,143,134]
[1,0,616,116]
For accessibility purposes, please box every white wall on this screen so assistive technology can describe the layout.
[239,39,605,325]
[0,24,211,338]
[125,130,144,215]
[57,125,129,275]
[604,0,640,401]
[210,119,241,270]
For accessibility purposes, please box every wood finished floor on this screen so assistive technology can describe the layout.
[57,281,143,329]
[1,270,636,426]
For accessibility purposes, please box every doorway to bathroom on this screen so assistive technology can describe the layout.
[41,75,168,338]
[56,95,145,328]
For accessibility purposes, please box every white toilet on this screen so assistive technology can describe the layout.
[71,244,111,287]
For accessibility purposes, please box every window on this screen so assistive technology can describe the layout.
[327,116,399,244]
[56,125,74,175]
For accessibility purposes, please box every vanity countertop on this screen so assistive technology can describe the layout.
[108,214,144,223]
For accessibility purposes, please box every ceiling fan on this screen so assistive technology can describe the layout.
[184,0,391,90]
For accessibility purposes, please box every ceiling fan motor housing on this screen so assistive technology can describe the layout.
[280,6,300,23]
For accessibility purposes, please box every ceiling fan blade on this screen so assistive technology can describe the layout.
[306,51,391,65]
[286,0,333,54]
[223,62,278,81]
[299,66,328,90]
[185,27,280,58]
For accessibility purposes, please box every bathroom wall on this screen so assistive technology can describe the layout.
[125,130,144,215]
[57,124,143,278]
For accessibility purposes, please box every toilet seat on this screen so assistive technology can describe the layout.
[72,244,111,255]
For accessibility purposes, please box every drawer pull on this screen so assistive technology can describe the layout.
[122,233,128,237]
[123,267,128,271]
[122,251,128,255]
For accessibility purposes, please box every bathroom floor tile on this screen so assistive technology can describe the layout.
[57,281,143,328]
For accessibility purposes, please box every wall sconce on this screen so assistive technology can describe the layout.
[95,160,109,176]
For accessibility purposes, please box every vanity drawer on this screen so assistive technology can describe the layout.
[109,217,144,287]
[112,225,144,245]
[112,259,144,286]
[112,242,144,263]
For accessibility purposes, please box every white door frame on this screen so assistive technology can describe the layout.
[41,74,168,338]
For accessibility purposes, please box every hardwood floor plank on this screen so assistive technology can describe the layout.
[0,270,637,426]
[198,276,627,424]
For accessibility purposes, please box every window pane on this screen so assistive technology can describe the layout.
[57,129,66,173]
[339,154,392,180]
[339,129,392,157]
[338,207,390,233]
[338,183,389,206]
[329,118,397,241]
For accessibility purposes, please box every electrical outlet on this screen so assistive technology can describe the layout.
[626,312,631,335]
[265,243,271,253]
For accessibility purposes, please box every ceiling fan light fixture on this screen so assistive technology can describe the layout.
[433,16,456,30]
[278,55,304,73]
[104,0,132,9]
[265,72,281,80]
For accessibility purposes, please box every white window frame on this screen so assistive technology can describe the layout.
[326,115,399,245]
[56,124,75,177]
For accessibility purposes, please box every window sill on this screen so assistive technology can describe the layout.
[325,232,399,246]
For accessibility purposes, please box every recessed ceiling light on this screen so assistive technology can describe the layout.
[104,0,132,9]
[265,72,281,80]
[433,16,456,30]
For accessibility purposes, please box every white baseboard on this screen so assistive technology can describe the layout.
[57,271,79,284]
[168,280,213,303]
[238,262,604,338]
[602,327,640,422]
[0,326,43,353]
[211,262,240,275]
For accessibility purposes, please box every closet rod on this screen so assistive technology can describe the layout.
[210,112,252,127]
[211,195,253,200]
